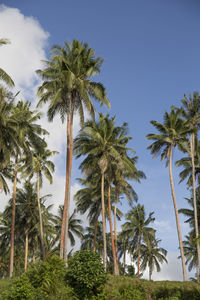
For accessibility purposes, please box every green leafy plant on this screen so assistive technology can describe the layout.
[1,274,34,300]
[66,250,107,299]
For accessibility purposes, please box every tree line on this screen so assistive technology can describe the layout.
[0,38,199,281]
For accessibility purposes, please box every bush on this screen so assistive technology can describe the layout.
[66,250,107,300]
[1,274,34,300]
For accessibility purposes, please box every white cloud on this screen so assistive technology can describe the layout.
[0,5,49,100]
[0,5,86,211]
[126,250,195,281]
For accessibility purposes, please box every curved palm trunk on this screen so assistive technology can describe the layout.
[9,163,17,278]
[108,184,119,275]
[190,133,200,282]
[37,172,45,260]
[101,172,107,271]
[169,146,187,281]
[137,233,141,280]
[64,111,73,262]
[24,231,28,272]
[60,115,70,259]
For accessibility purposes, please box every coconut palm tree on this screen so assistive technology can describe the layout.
[122,204,155,279]
[37,40,110,261]
[0,88,19,169]
[81,223,103,254]
[55,206,83,248]
[9,101,48,277]
[74,113,133,271]
[112,156,146,259]
[117,230,130,275]
[173,92,200,276]
[182,233,198,280]
[0,39,14,87]
[23,147,57,260]
[139,237,167,280]
[146,109,188,281]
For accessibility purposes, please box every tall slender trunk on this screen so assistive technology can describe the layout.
[169,145,187,281]
[197,266,199,283]
[149,269,152,281]
[101,172,107,271]
[137,233,141,280]
[9,163,17,278]
[33,248,35,265]
[93,221,98,253]
[37,172,45,260]
[24,232,28,272]
[60,115,70,259]
[123,245,126,275]
[64,111,73,262]
[108,184,119,275]
[190,133,200,282]
[114,188,118,251]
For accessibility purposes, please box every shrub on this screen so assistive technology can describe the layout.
[66,250,107,299]
[1,274,34,300]
[27,255,72,298]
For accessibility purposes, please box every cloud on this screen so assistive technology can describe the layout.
[0,5,49,100]
[126,251,194,281]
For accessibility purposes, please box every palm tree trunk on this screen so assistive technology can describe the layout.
[137,233,141,280]
[123,245,126,275]
[190,133,200,282]
[24,232,28,272]
[101,172,107,271]
[108,184,119,275]
[64,110,74,262]
[9,163,17,278]
[37,172,45,260]
[60,115,70,259]
[33,248,35,264]
[149,269,152,281]
[197,266,199,282]
[93,221,98,253]
[169,145,187,281]
[114,188,118,251]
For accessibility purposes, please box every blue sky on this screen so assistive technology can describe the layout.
[1,0,200,280]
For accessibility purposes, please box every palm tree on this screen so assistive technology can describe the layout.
[174,92,200,277]
[0,39,14,87]
[122,204,155,279]
[9,101,48,277]
[146,109,188,281]
[81,223,103,255]
[55,206,83,248]
[37,40,110,261]
[179,191,200,279]
[182,233,199,280]
[23,147,57,260]
[112,156,146,259]
[74,178,102,253]
[140,237,167,280]
[0,88,19,169]
[117,230,130,275]
[74,113,133,271]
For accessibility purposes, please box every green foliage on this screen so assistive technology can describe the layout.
[0,256,78,300]
[1,274,200,300]
[1,274,34,300]
[96,276,200,300]
[27,255,67,296]
[66,250,107,299]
